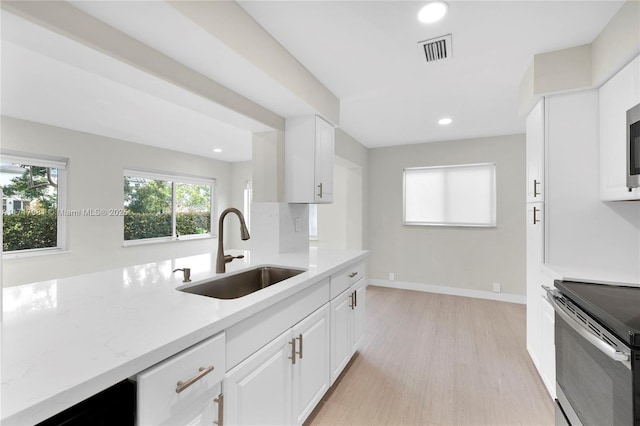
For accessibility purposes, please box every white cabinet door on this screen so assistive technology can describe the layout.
[352,281,366,353]
[330,288,353,384]
[599,55,640,201]
[285,115,335,204]
[329,278,367,385]
[526,99,545,203]
[292,304,330,425]
[526,202,544,368]
[314,116,334,203]
[539,288,556,399]
[224,330,293,426]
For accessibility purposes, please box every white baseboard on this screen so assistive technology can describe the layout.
[369,279,526,304]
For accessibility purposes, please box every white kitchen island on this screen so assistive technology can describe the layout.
[1,248,368,425]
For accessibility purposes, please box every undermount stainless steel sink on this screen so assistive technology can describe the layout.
[178,266,306,299]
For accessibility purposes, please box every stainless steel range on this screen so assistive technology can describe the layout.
[545,281,640,426]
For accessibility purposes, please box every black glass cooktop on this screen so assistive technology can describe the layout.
[555,280,640,348]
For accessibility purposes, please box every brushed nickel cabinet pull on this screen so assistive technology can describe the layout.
[350,291,355,310]
[214,393,224,426]
[348,272,358,278]
[533,207,540,225]
[289,338,297,364]
[175,365,214,393]
[354,289,357,307]
[317,182,323,198]
[296,334,303,359]
[533,179,541,197]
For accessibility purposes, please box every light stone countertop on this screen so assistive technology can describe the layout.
[1,247,368,425]
[542,263,640,287]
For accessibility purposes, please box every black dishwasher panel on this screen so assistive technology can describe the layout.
[36,379,135,426]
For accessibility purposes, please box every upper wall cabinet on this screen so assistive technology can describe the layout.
[599,55,640,201]
[526,99,545,203]
[285,115,334,204]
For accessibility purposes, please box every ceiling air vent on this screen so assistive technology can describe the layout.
[418,34,452,63]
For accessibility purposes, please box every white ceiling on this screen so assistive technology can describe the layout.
[1,1,625,160]
[238,0,624,147]
[1,8,270,163]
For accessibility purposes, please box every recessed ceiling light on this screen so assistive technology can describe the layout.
[213,148,222,153]
[418,2,448,24]
[438,117,452,125]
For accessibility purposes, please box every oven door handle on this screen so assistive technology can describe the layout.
[545,289,632,370]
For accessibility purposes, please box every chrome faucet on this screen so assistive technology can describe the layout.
[216,207,250,273]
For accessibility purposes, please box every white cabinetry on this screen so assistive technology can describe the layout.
[292,304,331,424]
[526,100,545,203]
[135,333,225,426]
[330,271,366,384]
[526,202,544,368]
[525,98,554,400]
[224,304,330,426]
[539,269,556,399]
[224,329,292,426]
[599,55,640,201]
[285,115,335,203]
[222,260,366,425]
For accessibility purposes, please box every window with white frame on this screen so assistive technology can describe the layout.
[403,163,496,227]
[123,170,215,243]
[1,153,67,254]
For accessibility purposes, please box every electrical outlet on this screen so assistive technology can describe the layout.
[295,218,302,232]
[493,283,501,293]
[389,272,395,281]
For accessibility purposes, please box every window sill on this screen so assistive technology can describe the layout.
[3,248,70,260]
[123,234,215,247]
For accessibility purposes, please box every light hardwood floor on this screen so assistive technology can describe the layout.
[307,286,554,426]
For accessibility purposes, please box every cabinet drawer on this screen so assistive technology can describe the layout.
[330,261,365,299]
[136,333,225,425]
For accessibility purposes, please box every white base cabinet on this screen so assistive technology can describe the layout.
[330,277,366,384]
[224,329,293,426]
[224,303,331,426]
[292,303,331,424]
[135,333,225,426]
[222,260,366,425]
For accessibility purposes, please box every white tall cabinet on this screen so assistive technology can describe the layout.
[525,99,545,368]
[525,98,555,399]
[526,100,545,204]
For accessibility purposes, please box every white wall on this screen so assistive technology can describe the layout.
[367,134,526,296]
[228,160,252,250]
[335,129,368,248]
[546,90,640,277]
[312,158,363,250]
[591,0,640,87]
[2,116,233,286]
